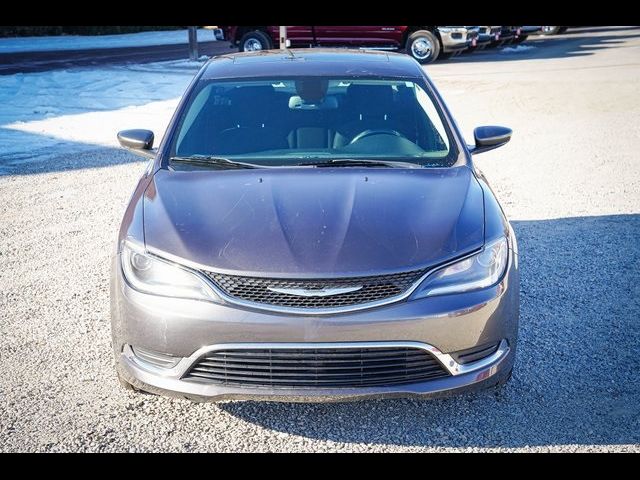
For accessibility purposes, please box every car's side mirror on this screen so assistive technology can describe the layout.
[117,129,156,159]
[469,126,512,155]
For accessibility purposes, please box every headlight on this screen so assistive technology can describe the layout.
[120,242,217,301]
[415,237,508,297]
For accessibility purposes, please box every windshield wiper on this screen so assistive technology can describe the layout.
[170,155,260,169]
[299,158,421,169]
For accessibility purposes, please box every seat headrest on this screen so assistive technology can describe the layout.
[345,84,394,116]
[227,85,277,125]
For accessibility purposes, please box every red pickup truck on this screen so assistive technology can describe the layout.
[219,26,454,64]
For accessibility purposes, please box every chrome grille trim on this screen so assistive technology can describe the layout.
[143,243,483,314]
[123,340,510,384]
[205,269,425,310]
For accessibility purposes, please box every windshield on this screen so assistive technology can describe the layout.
[169,77,458,168]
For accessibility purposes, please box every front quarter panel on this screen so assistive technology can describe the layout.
[475,172,511,243]
[117,163,153,249]
[111,163,155,359]
[475,171,519,355]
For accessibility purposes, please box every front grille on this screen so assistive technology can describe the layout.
[184,347,450,388]
[205,270,424,309]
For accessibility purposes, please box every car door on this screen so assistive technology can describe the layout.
[313,26,402,47]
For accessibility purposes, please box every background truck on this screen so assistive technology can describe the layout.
[219,26,474,63]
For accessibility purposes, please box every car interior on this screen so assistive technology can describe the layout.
[173,78,452,164]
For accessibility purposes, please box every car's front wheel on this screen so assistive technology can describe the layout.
[239,30,273,52]
[496,367,513,386]
[117,370,136,391]
[406,30,440,64]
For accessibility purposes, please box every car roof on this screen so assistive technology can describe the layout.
[201,48,426,80]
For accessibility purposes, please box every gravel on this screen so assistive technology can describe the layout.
[1,26,639,452]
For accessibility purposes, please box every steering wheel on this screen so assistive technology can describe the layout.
[349,129,404,145]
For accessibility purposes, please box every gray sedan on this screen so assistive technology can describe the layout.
[111,48,519,402]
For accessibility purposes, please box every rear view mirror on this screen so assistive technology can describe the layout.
[117,129,156,158]
[470,125,512,155]
[288,95,338,110]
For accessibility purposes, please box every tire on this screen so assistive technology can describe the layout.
[496,367,513,387]
[406,30,440,64]
[239,30,273,52]
[514,35,529,44]
[541,26,562,35]
[117,371,157,396]
[558,27,569,34]
[117,371,136,391]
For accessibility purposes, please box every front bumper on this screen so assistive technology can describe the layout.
[438,28,478,53]
[475,27,502,46]
[118,339,513,402]
[111,247,519,402]
[494,27,521,44]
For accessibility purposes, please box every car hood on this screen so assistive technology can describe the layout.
[143,166,484,277]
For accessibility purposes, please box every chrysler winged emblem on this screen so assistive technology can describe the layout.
[267,285,363,297]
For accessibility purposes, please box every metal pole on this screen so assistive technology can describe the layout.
[279,26,288,50]
[188,26,199,60]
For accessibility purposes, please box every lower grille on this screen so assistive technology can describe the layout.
[205,270,425,309]
[184,347,450,388]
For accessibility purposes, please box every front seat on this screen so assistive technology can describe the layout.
[215,86,289,155]
[333,84,396,148]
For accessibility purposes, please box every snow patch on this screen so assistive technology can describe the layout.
[500,45,537,54]
[0,29,216,54]
[4,98,181,148]
[0,60,201,162]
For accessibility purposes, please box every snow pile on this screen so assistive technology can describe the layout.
[0,60,206,163]
[0,28,216,54]
[500,45,537,54]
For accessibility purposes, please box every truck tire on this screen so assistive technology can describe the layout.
[406,30,440,64]
[239,30,273,52]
